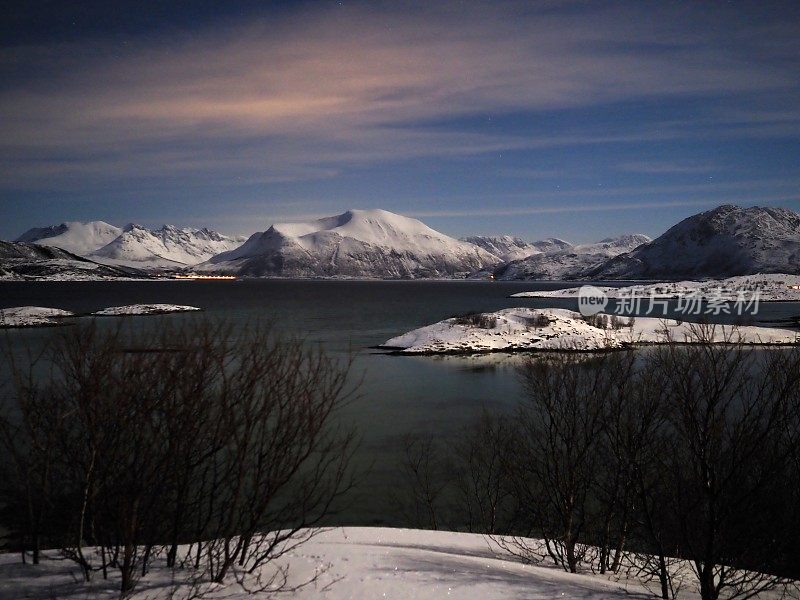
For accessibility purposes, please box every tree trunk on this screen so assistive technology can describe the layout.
[658,553,669,600]
[120,542,136,594]
[166,543,178,569]
[698,563,718,600]
[141,544,152,577]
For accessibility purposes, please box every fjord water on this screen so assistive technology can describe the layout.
[2,279,799,525]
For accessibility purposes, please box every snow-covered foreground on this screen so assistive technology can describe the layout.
[0,306,74,327]
[92,303,202,316]
[511,273,800,302]
[381,308,799,354]
[0,527,682,599]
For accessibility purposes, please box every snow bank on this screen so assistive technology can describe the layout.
[92,303,202,316]
[380,308,799,354]
[511,274,800,302]
[0,306,74,328]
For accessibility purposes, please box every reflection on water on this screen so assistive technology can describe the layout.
[1,279,799,525]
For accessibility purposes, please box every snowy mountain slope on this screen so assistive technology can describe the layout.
[462,235,544,261]
[201,209,500,278]
[572,234,652,255]
[0,241,146,280]
[15,221,122,255]
[493,234,651,280]
[584,205,800,280]
[530,237,574,253]
[463,236,576,261]
[89,224,246,268]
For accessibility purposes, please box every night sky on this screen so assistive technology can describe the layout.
[2,0,799,242]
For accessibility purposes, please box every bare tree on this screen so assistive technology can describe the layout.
[452,411,518,534]
[387,326,800,597]
[504,352,635,573]
[0,357,63,566]
[392,433,451,530]
[0,317,358,598]
[645,325,800,600]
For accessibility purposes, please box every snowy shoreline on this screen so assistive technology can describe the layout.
[510,273,800,302]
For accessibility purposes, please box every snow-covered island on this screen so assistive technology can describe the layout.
[0,306,75,328]
[92,304,202,316]
[380,307,799,354]
[510,274,800,302]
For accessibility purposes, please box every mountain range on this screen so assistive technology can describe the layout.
[492,234,653,280]
[89,224,246,268]
[5,205,799,281]
[16,222,245,268]
[461,236,572,262]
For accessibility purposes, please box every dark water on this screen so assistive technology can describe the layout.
[2,279,799,525]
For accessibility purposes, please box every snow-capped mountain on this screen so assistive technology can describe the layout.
[572,234,652,255]
[584,205,800,280]
[15,221,122,256]
[494,234,651,280]
[462,236,575,262]
[529,237,574,253]
[200,209,500,278]
[89,224,247,268]
[462,236,542,262]
[0,241,146,280]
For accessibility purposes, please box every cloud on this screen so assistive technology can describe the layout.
[617,161,719,175]
[406,199,723,219]
[0,1,798,191]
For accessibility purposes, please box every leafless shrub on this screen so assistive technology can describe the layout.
[452,411,519,534]
[522,313,552,329]
[582,313,612,329]
[392,433,452,530]
[453,312,498,329]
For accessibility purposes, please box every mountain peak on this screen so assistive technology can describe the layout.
[204,208,498,278]
[585,204,800,279]
[90,224,245,268]
[15,221,123,256]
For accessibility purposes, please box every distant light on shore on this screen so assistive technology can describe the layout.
[172,274,238,280]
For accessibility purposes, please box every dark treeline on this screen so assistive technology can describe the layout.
[395,325,800,600]
[0,319,357,597]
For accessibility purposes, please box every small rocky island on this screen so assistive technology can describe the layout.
[380,308,800,354]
